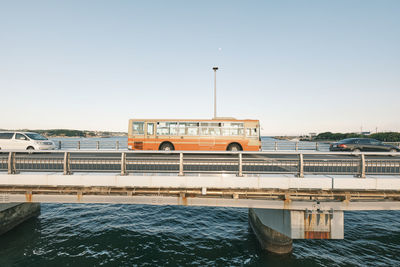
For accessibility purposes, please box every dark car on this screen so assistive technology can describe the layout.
[329,138,400,152]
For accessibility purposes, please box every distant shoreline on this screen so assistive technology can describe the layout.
[274,132,400,142]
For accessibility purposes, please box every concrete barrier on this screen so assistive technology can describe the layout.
[0,203,40,235]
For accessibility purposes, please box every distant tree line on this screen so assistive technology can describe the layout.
[15,129,99,137]
[314,132,400,142]
[1,129,126,137]
[34,129,87,137]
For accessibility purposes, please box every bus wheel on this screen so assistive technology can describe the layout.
[160,142,174,151]
[227,143,242,151]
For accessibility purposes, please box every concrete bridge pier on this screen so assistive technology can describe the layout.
[0,203,40,235]
[248,208,344,254]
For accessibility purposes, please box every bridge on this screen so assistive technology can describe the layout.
[1,150,400,253]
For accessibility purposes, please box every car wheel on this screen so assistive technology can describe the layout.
[353,148,361,153]
[160,143,174,151]
[27,146,35,154]
[227,143,242,151]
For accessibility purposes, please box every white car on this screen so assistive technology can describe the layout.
[0,132,56,151]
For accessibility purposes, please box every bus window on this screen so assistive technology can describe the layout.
[231,123,243,128]
[187,126,198,136]
[156,122,179,135]
[200,122,219,127]
[147,123,154,135]
[169,122,178,135]
[230,128,239,136]
[209,127,221,136]
[185,122,199,136]
[201,128,210,135]
[178,123,186,135]
[200,122,220,136]
[157,122,169,135]
[221,122,244,136]
[222,128,229,136]
[132,122,144,135]
[246,128,258,136]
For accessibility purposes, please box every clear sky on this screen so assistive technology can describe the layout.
[1,1,399,135]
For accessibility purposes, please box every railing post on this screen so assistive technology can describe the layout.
[58,140,62,150]
[77,141,80,150]
[315,142,319,151]
[359,154,366,178]
[179,152,184,176]
[298,153,304,178]
[121,152,127,175]
[295,142,299,151]
[238,152,243,177]
[63,152,71,175]
[96,141,100,150]
[8,152,16,174]
[274,142,278,151]
[116,141,119,150]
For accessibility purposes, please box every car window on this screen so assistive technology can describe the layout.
[0,133,14,139]
[25,133,47,140]
[370,139,381,145]
[15,133,28,140]
[341,139,354,144]
[358,139,370,144]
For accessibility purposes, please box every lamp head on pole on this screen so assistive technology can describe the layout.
[213,67,218,71]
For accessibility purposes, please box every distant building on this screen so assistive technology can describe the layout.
[309,133,317,140]
[360,131,371,135]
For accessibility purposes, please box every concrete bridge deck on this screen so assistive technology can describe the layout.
[0,172,399,211]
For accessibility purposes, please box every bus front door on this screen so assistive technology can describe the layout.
[145,122,155,150]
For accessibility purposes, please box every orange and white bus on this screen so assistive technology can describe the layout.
[128,118,261,151]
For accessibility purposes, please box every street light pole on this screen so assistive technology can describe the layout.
[213,67,218,119]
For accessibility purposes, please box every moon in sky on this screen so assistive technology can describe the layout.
[218,48,222,51]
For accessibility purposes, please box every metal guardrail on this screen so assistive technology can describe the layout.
[54,140,128,150]
[1,151,399,177]
[54,140,330,151]
[262,141,329,151]
[262,141,400,152]
[50,140,400,152]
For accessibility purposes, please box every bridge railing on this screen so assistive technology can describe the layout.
[261,141,331,151]
[53,140,128,150]
[49,139,400,152]
[53,139,332,151]
[1,150,399,177]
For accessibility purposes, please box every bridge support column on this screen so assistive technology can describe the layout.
[0,203,40,235]
[248,208,344,254]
